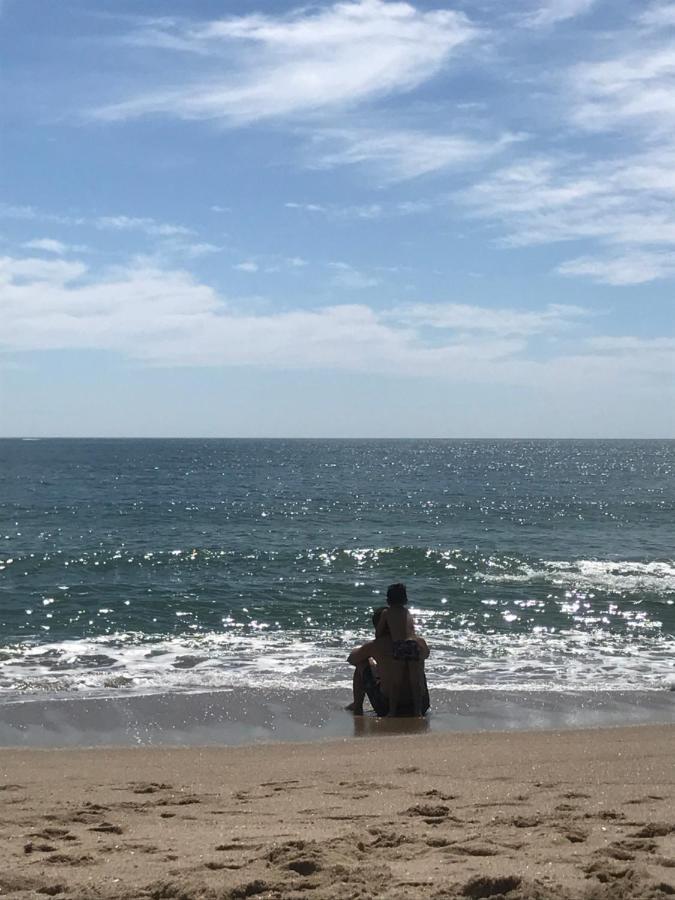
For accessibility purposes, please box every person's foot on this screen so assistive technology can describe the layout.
[345,702,364,715]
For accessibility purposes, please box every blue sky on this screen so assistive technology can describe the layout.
[1,0,674,436]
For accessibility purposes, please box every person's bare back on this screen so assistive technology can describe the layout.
[375,582,415,642]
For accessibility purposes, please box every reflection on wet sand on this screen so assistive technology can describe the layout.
[352,713,430,738]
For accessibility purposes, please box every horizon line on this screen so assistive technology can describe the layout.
[2,436,674,442]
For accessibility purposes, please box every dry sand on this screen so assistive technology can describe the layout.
[0,724,673,899]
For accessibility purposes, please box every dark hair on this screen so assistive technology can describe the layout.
[372,606,387,629]
[386,583,408,605]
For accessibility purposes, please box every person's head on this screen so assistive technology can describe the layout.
[386,582,408,606]
[372,606,387,630]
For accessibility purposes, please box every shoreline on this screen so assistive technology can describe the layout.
[1,724,673,899]
[1,687,673,749]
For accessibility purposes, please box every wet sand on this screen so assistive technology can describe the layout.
[1,687,673,747]
[1,724,673,899]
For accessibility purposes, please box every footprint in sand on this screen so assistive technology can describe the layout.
[598,843,635,861]
[156,796,201,807]
[24,842,57,854]
[424,789,458,801]
[461,874,521,898]
[562,828,588,843]
[587,809,624,821]
[405,803,450,820]
[266,839,325,877]
[89,822,124,834]
[215,841,262,851]
[131,782,173,794]
[45,853,95,866]
[367,827,410,848]
[614,837,658,853]
[260,779,300,788]
[631,822,674,838]
[448,842,501,857]
[510,815,541,828]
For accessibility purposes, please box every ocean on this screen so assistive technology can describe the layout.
[1,438,673,703]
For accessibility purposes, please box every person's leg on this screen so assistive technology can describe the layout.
[407,661,425,717]
[362,662,389,717]
[346,662,368,714]
[387,661,405,717]
[421,671,430,716]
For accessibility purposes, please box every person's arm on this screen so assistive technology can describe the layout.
[414,636,430,660]
[347,640,377,666]
[406,609,416,636]
[375,608,389,638]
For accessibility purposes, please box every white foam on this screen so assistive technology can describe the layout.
[0,625,673,702]
[477,558,675,595]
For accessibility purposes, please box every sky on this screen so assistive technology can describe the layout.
[1,0,674,437]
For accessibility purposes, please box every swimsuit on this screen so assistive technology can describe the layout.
[392,639,421,661]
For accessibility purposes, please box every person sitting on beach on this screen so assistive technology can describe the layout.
[347,604,429,717]
[375,582,420,663]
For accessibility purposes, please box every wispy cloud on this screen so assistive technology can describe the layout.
[22,238,70,255]
[94,0,478,124]
[557,252,675,285]
[462,148,675,283]
[284,199,435,219]
[0,203,194,239]
[568,36,675,133]
[328,261,380,289]
[524,0,598,28]
[639,2,675,28]
[94,215,193,237]
[392,302,590,334]
[309,127,518,182]
[0,251,675,402]
[3,251,670,392]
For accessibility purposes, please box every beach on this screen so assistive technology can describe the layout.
[1,723,673,899]
[1,439,674,898]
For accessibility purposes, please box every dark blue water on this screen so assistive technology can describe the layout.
[0,439,673,698]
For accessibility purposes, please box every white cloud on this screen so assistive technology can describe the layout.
[0,252,671,393]
[233,261,259,273]
[95,0,477,123]
[587,335,675,352]
[285,198,435,219]
[0,256,87,285]
[392,302,589,334]
[557,252,675,285]
[286,200,384,218]
[463,150,675,282]
[639,2,675,28]
[94,215,193,237]
[0,203,85,226]
[329,262,380,289]
[22,238,69,255]
[285,202,327,213]
[525,0,597,28]
[309,128,517,182]
[0,204,194,240]
[172,241,222,259]
[568,36,675,133]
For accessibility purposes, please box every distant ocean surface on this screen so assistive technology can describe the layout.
[0,439,673,702]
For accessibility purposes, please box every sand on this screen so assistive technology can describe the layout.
[0,724,673,899]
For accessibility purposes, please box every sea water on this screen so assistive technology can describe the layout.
[0,439,673,701]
